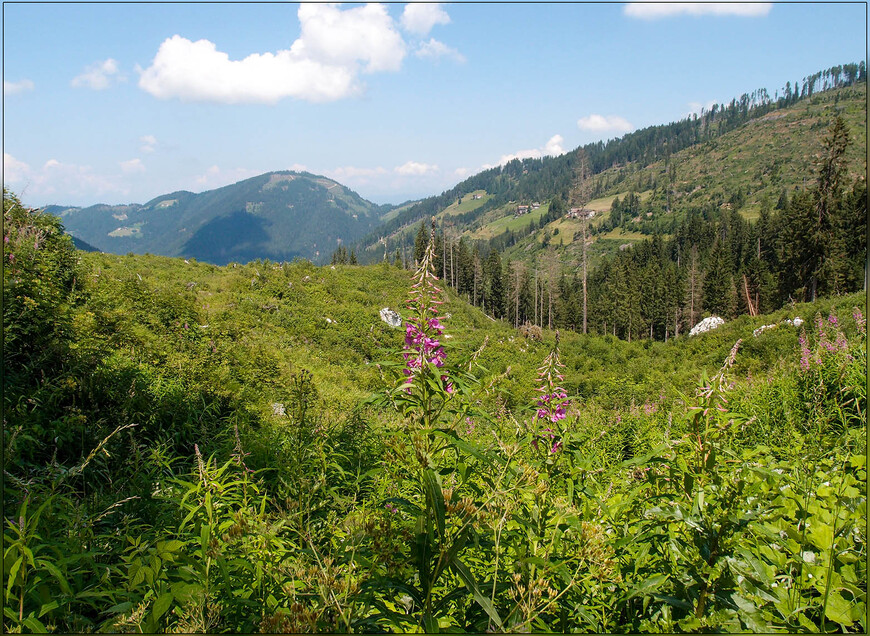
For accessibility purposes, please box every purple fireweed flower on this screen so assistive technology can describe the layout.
[853,307,865,334]
[400,231,452,390]
[532,427,562,454]
[828,314,838,326]
[799,328,811,371]
[531,335,570,454]
[442,375,454,393]
[815,314,826,338]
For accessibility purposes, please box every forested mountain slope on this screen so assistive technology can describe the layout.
[356,80,864,345]
[354,66,866,265]
[48,171,389,265]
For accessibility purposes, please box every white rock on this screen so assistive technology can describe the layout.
[379,308,402,328]
[689,316,725,337]
[753,324,777,337]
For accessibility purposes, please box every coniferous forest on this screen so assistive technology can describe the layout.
[3,64,867,633]
[388,112,865,342]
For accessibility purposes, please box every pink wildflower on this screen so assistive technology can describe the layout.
[401,222,452,391]
[534,337,570,424]
[815,314,825,337]
[799,328,811,371]
[531,335,569,453]
[853,307,865,334]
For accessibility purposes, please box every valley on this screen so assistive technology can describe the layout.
[3,60,867,633]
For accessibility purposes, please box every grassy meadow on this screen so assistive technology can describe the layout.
[3,197,866,632]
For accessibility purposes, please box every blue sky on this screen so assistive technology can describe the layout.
[3,2,867,207]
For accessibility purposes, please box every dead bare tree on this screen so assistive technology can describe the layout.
[570,151,593,333]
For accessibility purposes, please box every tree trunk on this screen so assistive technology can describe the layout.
[582,216,588,334]
[534,268,538,327]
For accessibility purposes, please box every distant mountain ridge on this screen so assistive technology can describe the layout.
[351,62,866,263]
[48,171,388,265]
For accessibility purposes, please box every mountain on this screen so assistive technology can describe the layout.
[353,69,866,268]
[49,171,389,265]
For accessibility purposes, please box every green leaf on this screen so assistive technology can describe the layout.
[38,600,59,618]
[105,601,134,615]
[424,469,446,539]
[37,559,72,596]
[451,558,502,628]
[824,591,854,626]
[6,556,23,599]
[157,539,185,555]
[414,515,431,593]
[423,612,439,633]
[432,529,469,584]
[23,616,48,633]
[808,523,834,551]
[152,591,173,621]
[626,574,669,601]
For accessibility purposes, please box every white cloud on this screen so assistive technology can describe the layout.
[4,153,31,183]
[140,135,158,153]
[415,38,465,63]
[483,134,568,169]
[139,4,406,104]
[624,2,772,19]
[544,134,565,156]
[4,79,34,95]
[577,114,634,134]
[395,161,438,176]
[401,3,451,35]
[72,58,124,90]
[294,3,406,73]
[454,167,470,178]
[120,158,146,174]
[7,156,128,200]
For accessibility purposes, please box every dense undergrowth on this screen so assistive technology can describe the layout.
[3,195,867,632]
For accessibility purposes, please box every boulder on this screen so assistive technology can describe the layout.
[689,316,725,337]
[379,308,402,328]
